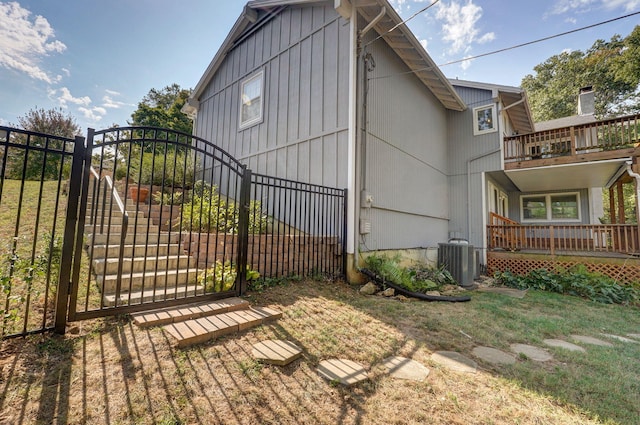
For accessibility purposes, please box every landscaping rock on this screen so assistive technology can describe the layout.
[627,333,640,340]
[382,356,430,381]
[360,282,378,295]
[252,340,303,366]
[601,333,638,343]
[381,288,395,297]
[471,346,516,365]
[425,291,441,296]
[510,344,553,362]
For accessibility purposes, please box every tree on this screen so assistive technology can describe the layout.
[522,25,640,122]
[129,84,193,135]
[5,107,81,180]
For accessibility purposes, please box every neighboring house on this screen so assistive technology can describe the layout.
[183,0,640,282]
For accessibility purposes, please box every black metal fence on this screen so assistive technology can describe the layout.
[0,125,347,338]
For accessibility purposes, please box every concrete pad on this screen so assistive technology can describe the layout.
[430,351,477,373]
[601,333,639,343]
[477,286,527,299]
[382,356,430,381]
[570,335,614,347]
[510,344,553,362]
[252,340,302,366]
[543,339,586,353]
[471,346,516,365]
[317,359,368,386]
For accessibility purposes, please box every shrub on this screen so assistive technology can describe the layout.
[197,261,260,293]
[363,254,453,293]
[152,191,184,205]
[133,150,195,187]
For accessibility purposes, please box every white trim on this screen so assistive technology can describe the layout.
[473,104,498,136]
[520,191,581,223]
[238,70,264,130]
[346,5,357,256]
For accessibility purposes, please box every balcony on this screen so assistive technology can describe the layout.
[503,113,640,170]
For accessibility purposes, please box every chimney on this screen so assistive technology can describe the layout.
[578,86,595,116]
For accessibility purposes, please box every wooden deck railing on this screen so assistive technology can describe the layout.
[504,113,640,162]
[488,223,640,255]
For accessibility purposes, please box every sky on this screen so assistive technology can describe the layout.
[1,0,639,131]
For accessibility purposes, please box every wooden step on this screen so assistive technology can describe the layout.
[97,267,199,294]
[163,306,283,347]
[85,216,150,226]
[131,297,250,328]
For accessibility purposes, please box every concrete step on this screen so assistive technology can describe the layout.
[93,254,196,274]
[85,223,160,234]
[97,267,199,293]
[131,297,250,328]
[102,281,203,306]
[163,306,283,347]
[85,216,150,226]
[90,243,182,259]
[87,232,181,246]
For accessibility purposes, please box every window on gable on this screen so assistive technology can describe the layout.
[239,71,264,129]
[473,104,497,136]
[521,192,580,222]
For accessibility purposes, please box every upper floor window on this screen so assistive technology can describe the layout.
[239,71,264,129]
[473,104,497,136]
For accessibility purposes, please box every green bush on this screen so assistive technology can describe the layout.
[197,261,260,293]
[152,190,184,205]
[363,254,453,293]
[493,265,640,304]
[133,151,195,187]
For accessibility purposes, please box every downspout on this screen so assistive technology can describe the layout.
[346,4,359,281]
[625,161,640,228]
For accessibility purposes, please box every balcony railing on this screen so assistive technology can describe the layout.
[488,222,640,255]
[504,113,640,163]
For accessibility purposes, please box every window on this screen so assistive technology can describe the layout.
[521,192,580,222]
[473,104,497,135]
[239,71,264,129]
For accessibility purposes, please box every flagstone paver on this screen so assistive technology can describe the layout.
[252,340,303,366]
[317,359,368,386]
[570,335,614,347]
[627,333,640,340]
[471,346,517,365]
[601,333,638,343]
[431,351,477,373]
[382,356,430,381]
[543,339,586,353]
[510,344,553,361]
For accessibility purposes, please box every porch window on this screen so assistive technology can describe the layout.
[239,71,264,129]
[521,192,580,222]
[473,104,497,136]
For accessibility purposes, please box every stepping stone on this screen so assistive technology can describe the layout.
[601,333,639,343]
[317,359,368,386]
[252,340,302,366]
[471,346,516,365]
[430,351,477,373]
[627,333,640,340]
[509,344,553,362]
[543,339,586,353]
[381,356,430,381]
[477,286,527,299]
[570,335,613,347]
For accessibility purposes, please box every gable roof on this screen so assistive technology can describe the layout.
[185,0,466,113]
[449,79,535,134]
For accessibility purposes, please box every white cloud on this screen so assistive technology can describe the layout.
[435,1,493,55]
[51,87,91,108]
[420,38,428,49]
[61,67,70,77]
[0,2,66,83]
[78,106,105,122]
[105,89,121,96]
[102,94,125,109]
[603,0,640,11]
[460,56,473,70]
[548,0,596,15]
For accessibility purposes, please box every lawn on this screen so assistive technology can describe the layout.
[0,278,638,424]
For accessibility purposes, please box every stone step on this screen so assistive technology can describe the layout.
[85,223,161,234]
[93,254,196,274]
[163,306,283,348]
[87,232,181,246]
[131,297,250,328]
[97,267,199,293]
[85,216,150,226]
[102,281,204,306]
[90,243,182,259]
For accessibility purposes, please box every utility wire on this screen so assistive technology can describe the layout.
[364,0,440,48]
[438,10,640,67]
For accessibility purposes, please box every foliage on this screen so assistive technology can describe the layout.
[4,107,81,180]
[131,150,196,187]
[152,191,184,205]
[493,265,640,304]
[363,254,455,293]
[601,183,637,224]
[522,25,640,121]
[247,275,303,292]
[129,84,193,135]
[179,181,269,234]
[197,261,260,293]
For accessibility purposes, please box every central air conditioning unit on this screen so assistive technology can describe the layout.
[437,242,476,288]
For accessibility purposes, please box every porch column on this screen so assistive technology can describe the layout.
[617,181,626,224]
[609,186,616,224]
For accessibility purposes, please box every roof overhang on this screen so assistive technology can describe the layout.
[505,158,630,192]
[184,0,466,115]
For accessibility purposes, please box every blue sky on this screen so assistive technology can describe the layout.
[1,0,638,131]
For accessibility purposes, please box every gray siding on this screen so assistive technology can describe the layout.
[194,4,350,188]
[447,85,502,248]
[361,31,450,250]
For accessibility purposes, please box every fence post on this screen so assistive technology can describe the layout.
[236,167,252,295]
[54,135,85,334]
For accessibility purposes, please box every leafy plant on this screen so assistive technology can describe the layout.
[197,261,260,293]
[493,265,640,304]
[363,254,450,293]
[132,150,195,187]
[152,190,184,205]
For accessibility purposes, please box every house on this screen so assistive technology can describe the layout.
[183,0,640,283]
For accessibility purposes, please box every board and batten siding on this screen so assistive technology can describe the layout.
[194,4,350,189]
[360,29,450,251]
[447,85,503,249]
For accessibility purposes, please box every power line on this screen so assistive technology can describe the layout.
[437,10,640,67]
[364,0,440,48]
